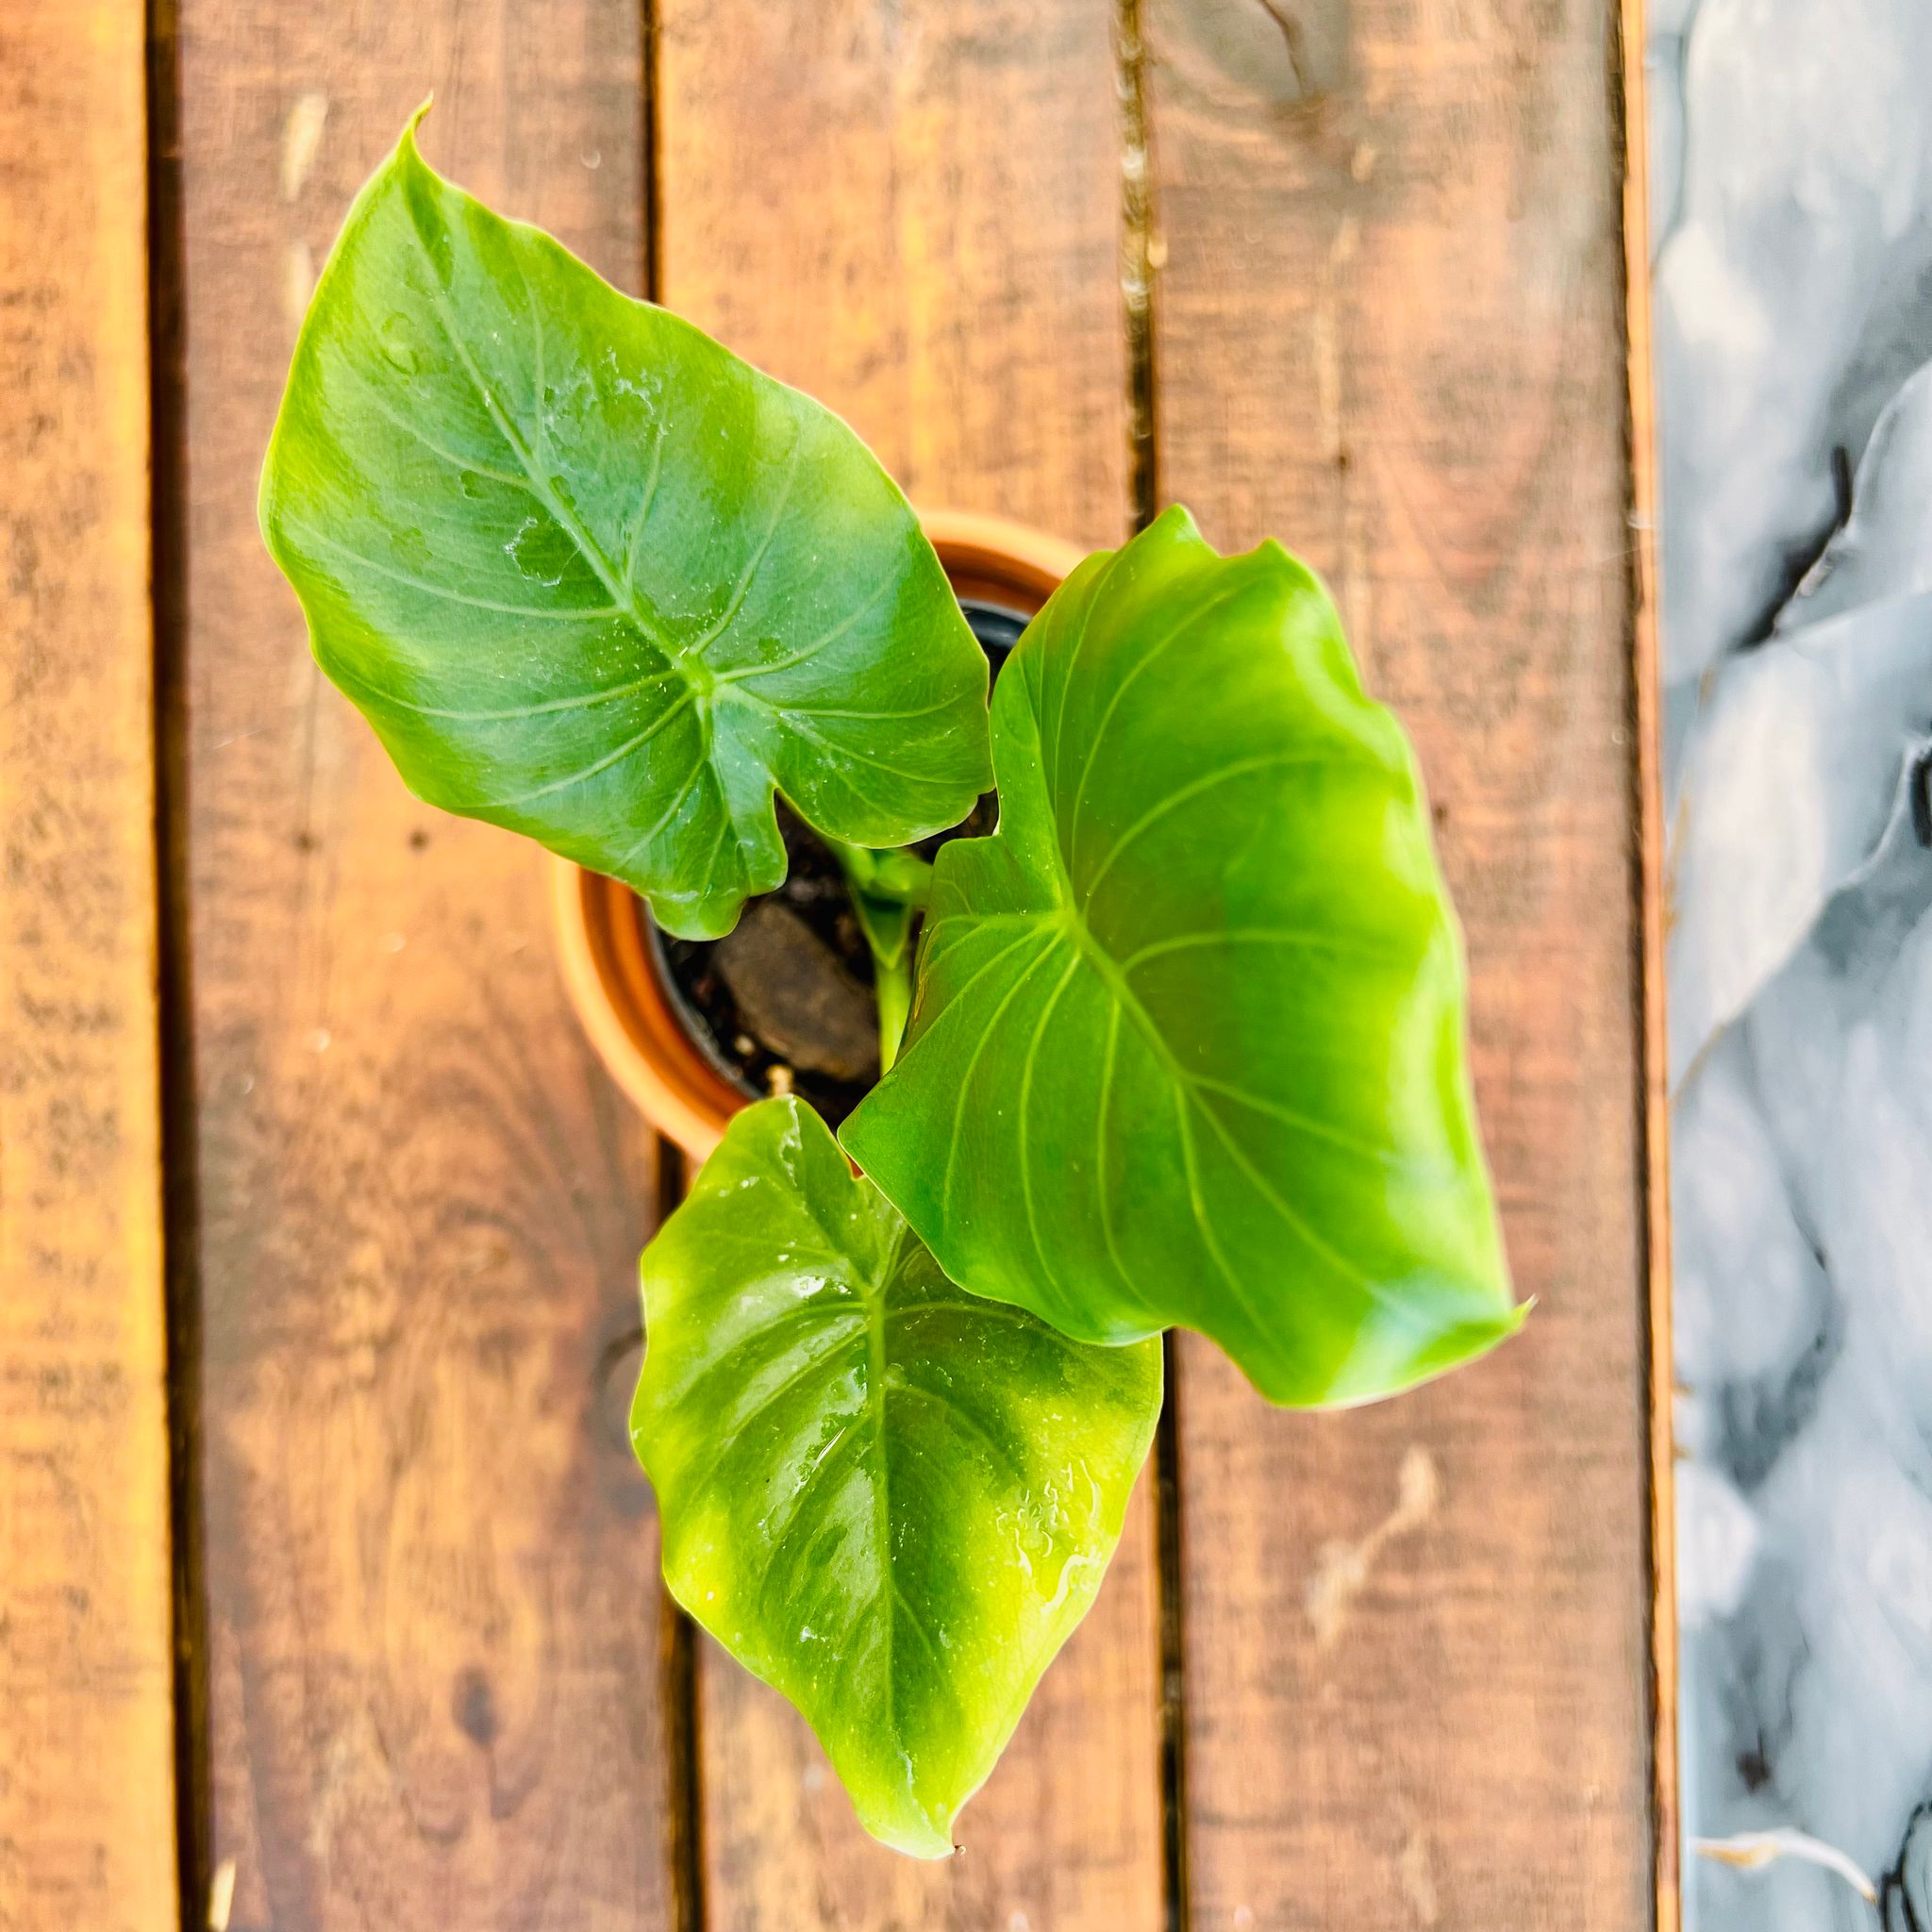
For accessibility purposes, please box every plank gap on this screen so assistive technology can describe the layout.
[1610,0,1681,1924]
[1154,1334,1192,1932]
[1116,7,1189,1927]
[641,0,665,306]
[146,2,211,1923]
[1117,0,1161,537]
[661,1592,709,1932]
[654,1141,711,1932]
[640,2,700,1905]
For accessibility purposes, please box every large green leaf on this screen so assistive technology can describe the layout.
[841,507,1522,1407]
[260,114,990,940]
[633,1097,1159,1857]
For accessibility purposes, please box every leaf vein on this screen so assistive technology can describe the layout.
[938,932,1063,1221]
[486,689,696,808]
[1063,576,1254,876]
[889,1376,1030,1490]
[288,520,621,622]
[1017,954,1082,1319]
[1080,750,1352,907]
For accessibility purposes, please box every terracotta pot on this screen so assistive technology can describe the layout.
[552,509,1084,1162]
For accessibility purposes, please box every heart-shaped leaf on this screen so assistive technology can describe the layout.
[261,114,991,939]
[841,507,1521,1407]
[633,1096,1159,1857]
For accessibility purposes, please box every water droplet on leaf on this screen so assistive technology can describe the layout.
[378,313,419,375]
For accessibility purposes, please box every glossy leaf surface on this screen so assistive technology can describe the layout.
[260,116,991,939]
[842,508,1521,1407]
[633,1097,1160,1856]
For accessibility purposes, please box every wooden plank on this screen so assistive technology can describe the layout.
[0,5,180,1927]
[1619,0,1680,1920]
[1143,2,1656,1926]
[655,5,1166,1925]
[173,8,675,1925]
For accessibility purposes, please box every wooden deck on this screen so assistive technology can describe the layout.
[0,2,1673,1927]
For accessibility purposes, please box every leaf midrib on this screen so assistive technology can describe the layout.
[856,1224,992,1780]
[864,1224,898,1752]
[416,252,708,686]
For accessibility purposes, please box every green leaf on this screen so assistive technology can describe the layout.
[260,113,991,940]
[633,1096,1160,1857]
[841,507,1522,1407]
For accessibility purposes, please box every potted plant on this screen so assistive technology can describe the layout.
[261,111,1524,1860]
[551,511,1087,1157]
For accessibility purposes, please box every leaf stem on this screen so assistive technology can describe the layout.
[875,950,913,1073]
[825,837,933,1073]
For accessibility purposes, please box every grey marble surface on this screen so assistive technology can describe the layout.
[1654,0,1932,1924]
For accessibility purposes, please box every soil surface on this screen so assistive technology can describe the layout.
[646,598,1024,1125]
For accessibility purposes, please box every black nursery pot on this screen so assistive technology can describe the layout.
[551,512,1085,1163]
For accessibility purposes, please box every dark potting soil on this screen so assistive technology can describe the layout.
[644,598,1026,1126]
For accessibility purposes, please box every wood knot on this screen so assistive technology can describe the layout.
[451,1666,499,1748]
[1170,0,1350,109]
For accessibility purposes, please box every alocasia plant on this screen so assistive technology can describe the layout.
[263,112,1522,1856]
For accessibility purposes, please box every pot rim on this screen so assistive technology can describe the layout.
[551,507,1085,1160]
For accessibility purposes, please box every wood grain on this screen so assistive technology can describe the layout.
[1143,0,1656,1925]
[0,6,179,1927]
[656,4,1166,1924]
[173,8,675,1925]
